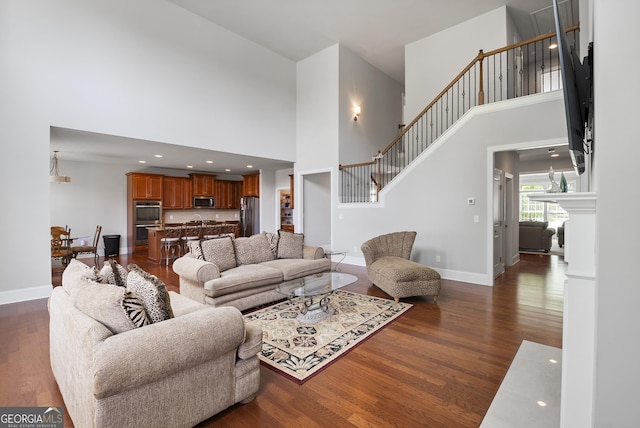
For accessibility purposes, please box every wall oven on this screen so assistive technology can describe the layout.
[134,201,162,245]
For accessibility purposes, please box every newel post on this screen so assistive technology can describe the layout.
[478,50,485,105]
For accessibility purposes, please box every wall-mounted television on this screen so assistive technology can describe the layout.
[553,0,593,175]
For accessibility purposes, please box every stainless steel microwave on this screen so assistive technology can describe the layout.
[193,196,215,208]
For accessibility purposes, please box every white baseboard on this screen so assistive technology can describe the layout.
[341,257,493,286]
[0,285,52,305]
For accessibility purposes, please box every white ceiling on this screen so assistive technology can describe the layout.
[51,0,577,173]
[168,0,574,85]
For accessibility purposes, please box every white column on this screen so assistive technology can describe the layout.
[528,192,597,428]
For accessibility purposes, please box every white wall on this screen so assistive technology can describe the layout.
[0,0,295,301]
[50,160,131,256]
[338,46,403,165]
[295,45,339,237]
[334,92,566,285]
[302,172,331,247]
[592,0,640,425]
[405,6,510,121]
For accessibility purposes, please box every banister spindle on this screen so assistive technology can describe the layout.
[478,49,485,105]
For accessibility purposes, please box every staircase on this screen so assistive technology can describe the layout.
[339,25,579,204]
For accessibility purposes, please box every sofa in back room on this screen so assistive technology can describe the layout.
[519,221,556,253]
[172,230,331,311]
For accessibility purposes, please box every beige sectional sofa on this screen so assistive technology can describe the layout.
[172,231,331,311]
[49,259,262,428]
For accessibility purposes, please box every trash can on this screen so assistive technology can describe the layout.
[103,234,120,258]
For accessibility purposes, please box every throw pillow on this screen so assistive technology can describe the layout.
[71,278,150,334]
[277,229,304,259]
[62,259,94,295]
[200,236,237,271]
[186,240,204,260]
[100,260,128,287]
[126,264,174,324]
[263,232,279,257]
[234,233,275,265]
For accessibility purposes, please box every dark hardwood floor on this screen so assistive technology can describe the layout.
[1,252,564,427]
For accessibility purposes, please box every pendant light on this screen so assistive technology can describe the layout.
[50,150,71,183]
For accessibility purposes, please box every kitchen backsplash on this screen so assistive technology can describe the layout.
[163,209,240,224]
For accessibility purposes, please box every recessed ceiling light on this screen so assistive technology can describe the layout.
[551,153,560,158]
[537,401,547,407]
[186,164,194,169]
[138,160,146,164]
[549,43,558,50]
[225,168,231,172]
[246,165,253,169]
[206,160,213,164]
[154,154,163,158]
[548,148,556,153]
[549,359,558,364]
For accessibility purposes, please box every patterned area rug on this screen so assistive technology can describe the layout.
[243,290,412,383]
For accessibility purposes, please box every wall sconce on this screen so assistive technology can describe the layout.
[353,105,361,121]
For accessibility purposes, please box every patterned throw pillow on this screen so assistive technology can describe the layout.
[277,229,304,259]
[99,260,128,287]
[263,232,279,257]
[71,278,150,333]
[121,290,151,328]
[186,240,204,260]
[126,264,174,324]
[234,233,275,265]
[201,236,237,271]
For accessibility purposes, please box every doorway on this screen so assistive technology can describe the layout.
[493,168,505,278]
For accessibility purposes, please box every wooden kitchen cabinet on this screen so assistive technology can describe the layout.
[127,173,163,200]
[215,180,242,209]
[163,177,192,209]
[242,173,260,197]
[190,173,216,197]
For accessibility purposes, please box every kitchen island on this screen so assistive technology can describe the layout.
[146,222,240,264]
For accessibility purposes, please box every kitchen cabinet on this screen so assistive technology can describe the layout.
[127,173,163,200]
[215,180,242,209]
[191,173,216,197]
[163,177,192,209]
[242,173,260,197]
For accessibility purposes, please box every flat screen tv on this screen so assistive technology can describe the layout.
[553,0,593,175]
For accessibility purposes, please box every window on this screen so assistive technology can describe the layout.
[519,173,575,230]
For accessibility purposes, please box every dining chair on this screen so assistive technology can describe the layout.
[72,225,102,266]
[51,226,74,267]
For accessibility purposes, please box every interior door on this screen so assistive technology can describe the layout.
[493,169,505,277]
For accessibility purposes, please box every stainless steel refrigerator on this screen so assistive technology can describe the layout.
[240,196,260,237]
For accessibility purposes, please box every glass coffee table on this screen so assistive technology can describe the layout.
[276,272,357,323]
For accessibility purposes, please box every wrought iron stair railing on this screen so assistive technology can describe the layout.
[339,25,579,203]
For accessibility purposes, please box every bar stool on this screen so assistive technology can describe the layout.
[180,223,201,254]
[160,226,182,266]
[202,224,224,240]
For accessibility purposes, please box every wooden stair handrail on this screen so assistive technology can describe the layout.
[339,24,580,176]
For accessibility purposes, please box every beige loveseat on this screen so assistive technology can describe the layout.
[519,221,556,252]
[49,259,262,428]
[173,231,330,311]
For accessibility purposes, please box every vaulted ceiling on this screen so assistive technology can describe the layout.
[51,0,578,173]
